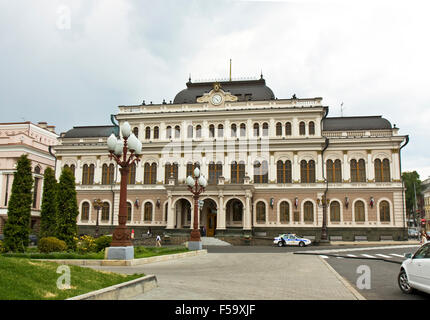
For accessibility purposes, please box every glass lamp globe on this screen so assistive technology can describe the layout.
[121,121,131,138]
[135,140,142,155]
[114,139,124,156]
[127,133,138,151]
[107,133,117,151]
[193,167,200,178]
[186,176,195,187]
[198,175,207,187]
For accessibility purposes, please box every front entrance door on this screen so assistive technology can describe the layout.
[206,213,217,237]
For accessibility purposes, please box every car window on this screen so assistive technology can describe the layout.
[413,244,430,259]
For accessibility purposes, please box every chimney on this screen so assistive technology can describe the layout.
[47,125,56,133]
[37,122,48,129]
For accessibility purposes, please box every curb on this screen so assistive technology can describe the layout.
[319,256,366,300]
[67,275,157,300]
[36,249,207,266]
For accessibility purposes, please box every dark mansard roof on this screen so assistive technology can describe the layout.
[173,78,276,104]
[323,116,392,131]
[62,125,118,138]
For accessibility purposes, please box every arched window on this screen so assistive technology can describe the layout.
[144,162,156,184]
[380,200,390,222]
[218,124,224,137]
[209,124,215,138]
[153,126,159,139]
[82,164,95,185]
[133,127,139,138]
[196,125,202,138]
[165,162,178,183]
[187,125,193,138]
[280,201,290,223]
[330,201,341,222]
[128,163,136,184]
[231,161,245,183]
[300,160,315,183]
[103,163,116,185]
[276,122,282,136]
[277,160,292,183]
[299,122,306,135]
[127,202,132,222]
[354,201,365,222]
[174,125,180,138]
[285,122,292,136]
[304,201,314,222]
[64,164,75,177]
[101,202,110,221]
[209,162,222,184]
[351,159,366,182]
[166,126,172,139]
[256,201,266,223]
[375,158,390,182]
[309,121,315,135]
[240,123,246,137]
[145,126,151,139]
[81,202,90,221]
[254,160,268,183]
[34,166,41,174]
[144,202,152,221]
[231,124,237,137]
[262,123,269,136]
[253,123,260,136]
[186,162,200,178]
[327,159,342,183]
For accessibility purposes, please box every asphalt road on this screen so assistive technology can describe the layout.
[206,244,430,300]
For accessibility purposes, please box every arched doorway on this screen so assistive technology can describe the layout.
[201,198,217,237]
[225,198,244,228]
[174,198,191,229]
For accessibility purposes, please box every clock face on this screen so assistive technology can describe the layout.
[211,94,222,105]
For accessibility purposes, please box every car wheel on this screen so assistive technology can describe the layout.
[278,241,284,247]
[299,241,305,247]
[398,269,414,294]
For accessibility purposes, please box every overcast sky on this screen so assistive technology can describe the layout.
[1,0,429,179]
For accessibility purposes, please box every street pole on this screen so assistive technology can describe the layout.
[93,199,103,238]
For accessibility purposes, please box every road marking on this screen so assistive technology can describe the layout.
[336,256,343,259]
[319,255,329,259]
[361,254,376,258]
[390,254,405,258]
[305,244,420,254]
[347,254,357,257]
[375,254,392,258]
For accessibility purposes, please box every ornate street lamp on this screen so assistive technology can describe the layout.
[186,167,208,250]
[105,121,142,260]
[93,198,104,238]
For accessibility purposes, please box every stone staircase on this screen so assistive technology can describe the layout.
[201,236,232,246]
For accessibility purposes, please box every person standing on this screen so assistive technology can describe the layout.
[156,234,161,247]
[420,230,428,244]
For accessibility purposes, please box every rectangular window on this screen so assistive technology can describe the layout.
[33,178,39,209]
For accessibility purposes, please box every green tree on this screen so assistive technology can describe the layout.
[56,167,79,250]
[39,167,58,238]
[402,171,422,219]
[3,154,34,252]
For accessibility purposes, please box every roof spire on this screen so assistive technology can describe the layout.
[229,59,232,81]
[188,73,192,83]
[260,69,263,79]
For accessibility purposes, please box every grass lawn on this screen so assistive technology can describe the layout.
[0,256,142,300]
[1,246,189,260]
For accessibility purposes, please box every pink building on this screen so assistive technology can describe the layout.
[0,122,58,234]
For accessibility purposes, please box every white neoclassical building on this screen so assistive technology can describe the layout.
[53,77,409,241]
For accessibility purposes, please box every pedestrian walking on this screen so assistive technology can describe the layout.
[156,234,162,247]
[147,227,152,238]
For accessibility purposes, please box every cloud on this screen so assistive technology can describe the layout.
[0,0,429,178]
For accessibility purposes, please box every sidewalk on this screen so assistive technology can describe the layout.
[322,240,419,246]
[84,252,363,300]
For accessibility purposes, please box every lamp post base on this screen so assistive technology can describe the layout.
[188,241,202,251]
[105,246,134,260]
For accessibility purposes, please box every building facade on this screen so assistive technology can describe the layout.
[54,78,408,241]
[0,122,58,234]
[422,177,430,230]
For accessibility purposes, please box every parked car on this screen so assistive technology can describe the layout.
[398,242,430,295]
[408,228,419,239]
[273,234,312,247]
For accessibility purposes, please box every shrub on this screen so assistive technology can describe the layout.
[95,235,112,252]
[38,237,67,253]
[76,235,97,254]
[0,240,6,253]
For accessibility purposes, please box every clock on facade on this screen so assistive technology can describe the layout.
[211,94,223,105]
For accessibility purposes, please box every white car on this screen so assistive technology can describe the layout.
[398,242,430,295]
[273,234,312,247]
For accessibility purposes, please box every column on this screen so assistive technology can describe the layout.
[343,152,350,182]
[247,154,253,181]
[0,173,3,207]
[367,151,374,181]
[293,153,299,182]
[244,192,252,230]
[225,154,231,182]
[55,159,62,180]
[166,194,175,229]
[392,151,400,180]
[270,154,275,182]
[316,152,323,181]
[76,159,82,184]
[178,159,185,183]
[94,158,101,183]
[136,161,144,184]
[217,193,226,230]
